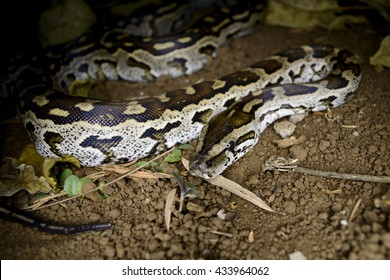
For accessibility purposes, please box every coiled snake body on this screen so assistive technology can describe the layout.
[3,1,361,180]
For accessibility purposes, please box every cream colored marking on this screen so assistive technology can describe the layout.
[185,86,196,95]
[204,16,215,23]
[75,102,94,112]
[233,10,250,21]
[157,94,170,102]
[49,108,70,117]
[69,43,95,54]
[124,42,134,47]
[212,18,231,33]
[153,42,175,50]
[242,99,263,113]
[227,109,236,118]
[212,80,226,90]
[123,101,147,115]
[177,37,191,44]
[33,95,49,106]
[143,38,152,42]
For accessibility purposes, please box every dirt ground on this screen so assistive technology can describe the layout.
[1,22,390,259]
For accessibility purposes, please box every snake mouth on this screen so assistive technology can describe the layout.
[188,157,215,179]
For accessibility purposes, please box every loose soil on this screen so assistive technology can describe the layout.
[0,24,389,260]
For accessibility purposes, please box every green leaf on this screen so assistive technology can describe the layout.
[63,175,91,196]
[135,161,150,168]
[164,149,182,163]
[60,168,73,186]
[63,175,81,196]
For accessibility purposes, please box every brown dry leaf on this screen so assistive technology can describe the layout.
[182,158,278,213]
[370,35,390,68]
[42,155,80,188]
[0,158,52,196]
[272,135,307,148]
[165,188,177,232]
[186,202,205,213]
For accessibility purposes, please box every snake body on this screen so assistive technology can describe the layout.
[4,1,361,181]
[0,1,362,234]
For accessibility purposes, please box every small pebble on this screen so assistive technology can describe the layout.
[89,213,102,223]
[274,120,296,138]
[289,145,308,161]
[289,251,307,260]
[104,246,115,258]
[382,233,390,249]
[319,140,331,151]
[248,231,255,243]
[283,201,296,214]
[363,210,379,223]
[109,208,121,219]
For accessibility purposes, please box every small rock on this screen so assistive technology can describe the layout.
[89,213,102,223]
[109,208,121,219]
[116,244,125,258]
[274,120,296,139]
[363,210,379,223]
[186,202,204,213]
[319,140,331,151]
[104,246,115,258]
[289,251,307,260]
[289,145,308,161]
[197,225,207,233]
[368,145,378,154]
[248,175,259,185]
[149,251,165,260]
[217,209,226,220]
[248,230,255,243]
[381,233,390,249]
[283,201,296,214]
[98,237,110,246]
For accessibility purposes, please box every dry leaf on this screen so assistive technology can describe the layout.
[272,135,307,148]
[164,188,177,231]
[182,158,277,213]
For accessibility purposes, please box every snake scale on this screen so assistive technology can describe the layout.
[0,0,361,233]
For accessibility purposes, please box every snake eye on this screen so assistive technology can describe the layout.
[226,140,235,151]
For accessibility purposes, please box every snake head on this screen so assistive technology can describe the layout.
[189,102,258,179]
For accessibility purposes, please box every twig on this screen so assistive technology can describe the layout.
[263,156,390,184]
[292,167,390,183]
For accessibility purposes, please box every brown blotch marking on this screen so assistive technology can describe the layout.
[252,59,283,74]
[200,100,254,155]
[43,131,64,156]
[236,131,256,147]
[140,121,181,141]
[80,135,123,156]
[192,109,214,125]
[277,46,307,63]
[311,45,334,58]
[325,74,349,90]
[332,49,361,77]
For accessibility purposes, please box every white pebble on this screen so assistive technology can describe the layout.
[274,120,296,139]
[289,251,307,260]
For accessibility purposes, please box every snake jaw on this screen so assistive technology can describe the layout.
[188,156,215,179]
